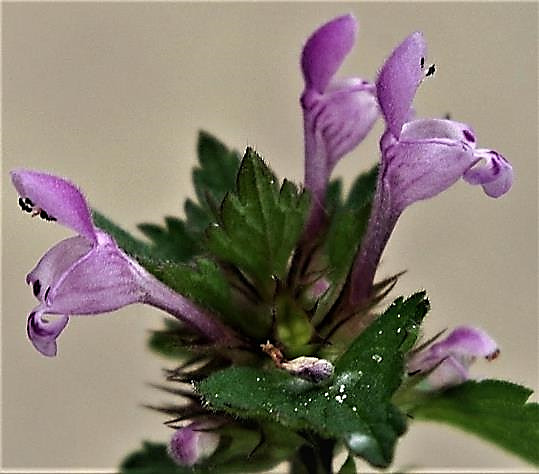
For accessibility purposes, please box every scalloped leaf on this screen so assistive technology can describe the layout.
[198,292,430,467]
[206,148,310,299]
[412,379,539,466]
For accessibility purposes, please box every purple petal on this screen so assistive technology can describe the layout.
[47,240,145,315]
[301,14,358,93]
[423,355,469,389]
[168,422,220,467]
[27,309,69,357]
[302,79,378,236]
[433,326,499,360]
[383,139,475,213]
[463,149,513,197]
[400,118,476,146]
[317,82,379,167]
[376,32,426,138]
[11,170,97,242]
[309,277,331,300]
[26,236,93,303]
[407,326,499,388]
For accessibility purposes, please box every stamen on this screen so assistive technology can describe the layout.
[44,287,50,301]
[425,64,436,77]
[24,197,34,207]
[486,348,500,361]
[18,197,31,212]
[33,280,41,297]
[28,207,57,222]
[420,57,425,68]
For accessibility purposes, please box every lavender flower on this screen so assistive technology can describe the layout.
[11,170,240,356]
[348,32,513,305]
[301,14,379,235]
[407,326,500,389]
[168,421,220,467]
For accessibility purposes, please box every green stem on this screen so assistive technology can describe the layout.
[290,437,335,474]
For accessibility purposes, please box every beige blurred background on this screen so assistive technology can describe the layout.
[2,2,537,472]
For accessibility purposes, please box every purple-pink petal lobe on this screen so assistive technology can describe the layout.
[463,149,513,197]
[11,169,97,242]
[383,139,475,213]
[376,32,426,138]
[44,240,147,315]
[301,14,358,93]
[399,118,476,145]
[168,422,220,467]
[27,310,69,357]
[26,236,94,304]
[317,82,379,167]
[407,326,499,389]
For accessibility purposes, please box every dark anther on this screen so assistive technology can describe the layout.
[463,129,476,143]
[39,209,49,220]
[33,280,41,297]
[420,57,425,68]
[24,197,34,207]
[444,113,452,120]
[44,287,50,301]
[48,215,57,222]
[18,198,32,213]
[425,64,436,77]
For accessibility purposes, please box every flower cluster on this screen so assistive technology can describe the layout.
[12,13,517,471]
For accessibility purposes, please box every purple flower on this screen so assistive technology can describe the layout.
[301,14,379,235]
[11,170,241,356]
[348,33,513,305]
[168,421,220,467]
[407,326,499,389]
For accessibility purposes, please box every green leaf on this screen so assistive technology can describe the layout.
[194,130,242,215]
[138,217,200,262]
[313,165,378,325]
[411,380,539,466]
[197,292,430,468]
[208,423,303,472]
[345,164,378,211]
[148,319,193,360]
[337,454,356,474]
[120,441,186,474]
[275,292,314,357]
[206,148,310,298]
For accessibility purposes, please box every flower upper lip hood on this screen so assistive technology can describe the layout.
[301,14,379,235]
[11,169,241,356]
[301,13,358,94]
[375,31,426,140]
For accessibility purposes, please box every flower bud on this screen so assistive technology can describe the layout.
[168,421,220,467]
[281,356,334,383]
